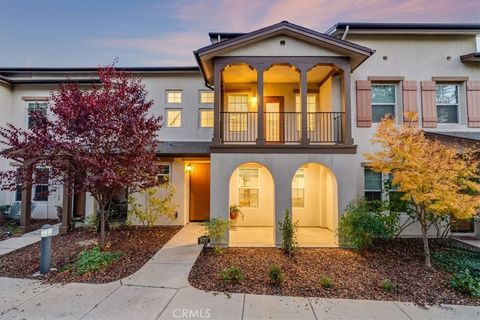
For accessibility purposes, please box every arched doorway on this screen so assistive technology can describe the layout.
[291,163,338,246]
[229,162,275,246]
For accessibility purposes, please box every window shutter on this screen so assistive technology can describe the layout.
[421,81,437,128]
[402,81,418,125]
[467,81,480,128]
[356,80,372,127]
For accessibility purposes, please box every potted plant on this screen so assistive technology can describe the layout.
[229,205,243,230]
[0,205,10,226]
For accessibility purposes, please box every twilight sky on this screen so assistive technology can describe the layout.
[1,0,479,67]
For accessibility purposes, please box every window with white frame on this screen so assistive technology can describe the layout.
[199,109,214,128]
[33,168,49,202]
[436,84,459,123]
[292,168,305,208]
[166,109,182,127]
[157,164,171,184]
[27,102,47,129]
[228,95,248,132]
[166,90,182,103]
[364,168,382,202]
[371,84,396,123]
[238,168,259,207]
[200,91,214,104]
[295,94,317,131]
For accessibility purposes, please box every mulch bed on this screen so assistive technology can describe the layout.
[189,239,479,306]
[0,225,181,283]
[0,219,58,241]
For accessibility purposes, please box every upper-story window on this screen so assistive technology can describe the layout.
[200,91,214,104]
[436,84,459,124]
[199,109,214,128]
[27,102,47,129]
[227,95,248,132]
[295,94,317,131]
[166,90,182,104]
[371,84,396,123]
[166,109,182,127]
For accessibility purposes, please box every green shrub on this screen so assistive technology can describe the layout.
[203,218,229,248]
[279,209,298,256]
[432,248,480,281]
[380,279,395,292]
[450,269,480,298]
[72,246,123,275]
[320,276,333,288]
[338,198,394,250]
[220,266,244,283]
[83,213,98,232]
[268,265,284,284]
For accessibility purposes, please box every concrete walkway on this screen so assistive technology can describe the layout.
[1,223,479,320]
[0,223,59,256]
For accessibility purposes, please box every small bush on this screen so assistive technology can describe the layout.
[203,218,229,248]
[213,247,223,255]
[380,279,395,292]
[268,265,284,284]
[220,266,244,283]
[72,246,123,275]
[279,209,298,256]
[338,198,394,250]
[450,269,480,298]
[83,213,98,232]
[320,276,333,288]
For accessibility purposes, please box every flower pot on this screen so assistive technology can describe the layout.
[229,211,239,220]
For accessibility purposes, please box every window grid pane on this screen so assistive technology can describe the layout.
[166,91,182,103]
[200,110,214,128]
[200,91,214,104]
[364,169,382,191]
[28,102,47,129]
[228,95,248,112]
[167,110,182,127]
[158,164,171,184]
[371,85,395,104]
[436,84,458,123]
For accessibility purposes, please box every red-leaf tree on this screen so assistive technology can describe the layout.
[0,66,162,248]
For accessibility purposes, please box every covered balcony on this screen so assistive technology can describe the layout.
[212,57,353,148]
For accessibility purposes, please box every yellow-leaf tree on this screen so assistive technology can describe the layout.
[365,115,480,267]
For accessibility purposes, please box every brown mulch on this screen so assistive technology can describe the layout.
[189,239,480,306]
[0,225,181,283]
[0,219,59,241]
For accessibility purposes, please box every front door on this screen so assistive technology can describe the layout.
[189,163,210,221]
[264,96,284,142]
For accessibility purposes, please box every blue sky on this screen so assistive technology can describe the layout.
[1,0,479,67]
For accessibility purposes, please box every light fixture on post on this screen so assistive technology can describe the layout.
[40,224,53,274]
[185,163,192,173]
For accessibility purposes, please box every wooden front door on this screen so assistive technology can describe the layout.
[264,96,284,142]
[189,163,210,221]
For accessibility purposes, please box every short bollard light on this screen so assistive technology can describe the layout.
[40,224,53,274]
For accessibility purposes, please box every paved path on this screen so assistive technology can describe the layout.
[0,223,59,256]
[1,223,479,320]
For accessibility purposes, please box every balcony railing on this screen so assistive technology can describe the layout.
[220,112,344,144]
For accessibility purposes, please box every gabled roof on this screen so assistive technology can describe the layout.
[326,22,480,36]
[195,21,375,86]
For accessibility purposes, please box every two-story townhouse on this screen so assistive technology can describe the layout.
[0,21,479,243]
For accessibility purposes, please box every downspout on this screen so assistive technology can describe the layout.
[341,25,350,40]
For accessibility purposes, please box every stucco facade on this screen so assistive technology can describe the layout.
[0,21,479,243]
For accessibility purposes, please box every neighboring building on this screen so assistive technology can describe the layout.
[0,21,479,245]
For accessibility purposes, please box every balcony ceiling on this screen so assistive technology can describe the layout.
[223,65,333,83]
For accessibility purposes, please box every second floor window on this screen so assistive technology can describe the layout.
[228,95,248,132]
[199,109,214,128]
[166,90,182,103]
[200,91,214,104]
[27,102,47,129]
[295,94,317,131]
[166,109,182,127]
[436,84,458,123]
[371,84,395,123]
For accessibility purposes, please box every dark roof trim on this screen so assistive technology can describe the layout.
[326,22,480,35]
[0,66,200,73]
[7,79,103,85]
[197,21,374,55]
[460,52,480,62]
[0,75,11,85]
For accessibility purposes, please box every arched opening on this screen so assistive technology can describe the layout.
[229,162,275,246]
[291,163,338,246]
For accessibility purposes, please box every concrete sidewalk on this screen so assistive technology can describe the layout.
[0,223,60,256]
[1,223,479,320]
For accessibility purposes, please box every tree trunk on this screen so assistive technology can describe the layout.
[420,221,432,267]
[100,208,105,249]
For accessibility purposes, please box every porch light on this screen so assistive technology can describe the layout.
[250,96,257,106]
[40,224,53,238]
[186,163,192,173]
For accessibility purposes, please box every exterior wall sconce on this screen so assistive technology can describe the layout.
[250,96,257,107]
[186,163,192,173]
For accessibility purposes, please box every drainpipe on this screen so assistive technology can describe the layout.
[341,25,350,40]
